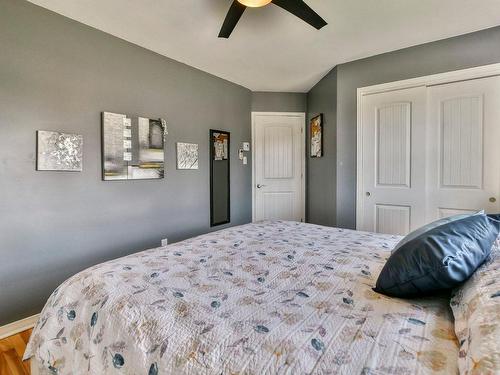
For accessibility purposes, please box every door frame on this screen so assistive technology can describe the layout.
[251,112,306,222]
[356,62,500,230]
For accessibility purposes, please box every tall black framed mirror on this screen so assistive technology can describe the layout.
[210,129,230,226]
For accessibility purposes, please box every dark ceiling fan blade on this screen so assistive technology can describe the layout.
[218,1,247,38]
[272,0,327,30]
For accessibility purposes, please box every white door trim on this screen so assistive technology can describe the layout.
[251,112,306,222]
[357,62,500,230]
[0,313,39,340]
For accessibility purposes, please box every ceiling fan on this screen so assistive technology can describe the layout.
[218,0,327,38]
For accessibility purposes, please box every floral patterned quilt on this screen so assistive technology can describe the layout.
[25,221,459,374]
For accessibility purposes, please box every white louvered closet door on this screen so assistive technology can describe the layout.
[360,87,428,235]
[426,76,500,221]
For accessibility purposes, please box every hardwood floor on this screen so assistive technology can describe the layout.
[0,329,32,375]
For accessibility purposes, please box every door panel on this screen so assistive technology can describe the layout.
[264,126,294,179]
[427,77,500,220]
[253,113,304,222]
[375,204,411,235]
[438,208,477,219]
[440,96,483,188]
[361,87,427,235]
[263,192,294,220]
[376,103,411,187]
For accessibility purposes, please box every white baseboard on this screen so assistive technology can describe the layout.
[0,314,40,340]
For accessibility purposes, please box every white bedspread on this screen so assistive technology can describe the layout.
[25,221,459,374]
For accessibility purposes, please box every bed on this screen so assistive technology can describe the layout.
[25,221,460,374]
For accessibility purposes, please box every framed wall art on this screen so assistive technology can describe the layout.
[212,131,229,161]
[176,142,199,170]
[102,111,167,180]
[36,130,83,171]
[310,114,323,158]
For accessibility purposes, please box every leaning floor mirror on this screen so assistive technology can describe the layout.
[210,129,230,226]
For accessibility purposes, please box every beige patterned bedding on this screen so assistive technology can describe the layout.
[25,221,459,374]
[451,239,500,374]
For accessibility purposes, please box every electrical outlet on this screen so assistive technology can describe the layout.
[243,142,250,151]
[161,238,168,246]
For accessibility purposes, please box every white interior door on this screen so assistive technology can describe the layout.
[427,76,500,219]
[253,112,305,222]
[360,87,428,235]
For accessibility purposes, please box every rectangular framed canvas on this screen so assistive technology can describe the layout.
[102,112,166,180]
[176,142,199,170]
[36,130,83,171]
[310,114,323,158]
[212,131,229,161]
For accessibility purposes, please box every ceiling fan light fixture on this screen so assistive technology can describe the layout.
[219,0,327,38]
[237,0,272,8]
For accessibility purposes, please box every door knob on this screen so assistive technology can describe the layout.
[366,192,371,197]
[257,184,266,189]
[490,197,497,203]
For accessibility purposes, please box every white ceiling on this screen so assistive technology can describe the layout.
[28,0,500,92]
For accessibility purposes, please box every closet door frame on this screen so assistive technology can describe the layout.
[356,62,500,231]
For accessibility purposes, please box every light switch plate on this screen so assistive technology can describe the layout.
[243,142,250,151]
[243,156,248,165]
[161,238,168,246]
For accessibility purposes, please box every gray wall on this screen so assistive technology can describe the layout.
[0,0,252,325]
[306,68,337,226]
[251,92,307,112]
[308,26,500,229]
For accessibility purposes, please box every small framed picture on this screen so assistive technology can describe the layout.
[36,130,83,171]
[176,142,199,170]
[212,131,229,161]
[310,114,323,158]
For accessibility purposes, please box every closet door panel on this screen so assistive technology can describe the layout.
[427,76,500,220]
[360,87,427,235]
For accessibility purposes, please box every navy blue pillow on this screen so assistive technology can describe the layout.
[390,211,483,254]
[374,213,500,298]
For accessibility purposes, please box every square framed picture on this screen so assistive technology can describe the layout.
[102,112,166,180]
[36,130,83,171]
[310,114,323,158]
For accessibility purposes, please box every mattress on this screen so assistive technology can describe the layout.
[25,221,459,374]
